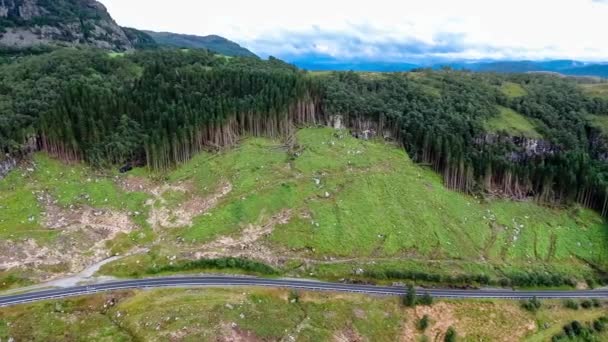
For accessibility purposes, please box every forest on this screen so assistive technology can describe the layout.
[2,47,608,214]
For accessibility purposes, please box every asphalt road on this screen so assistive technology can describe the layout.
[1,276,608,307]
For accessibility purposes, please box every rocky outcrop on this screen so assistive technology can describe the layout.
[0,0,133,51]
[0,157,16,179]
[475,134,558,162]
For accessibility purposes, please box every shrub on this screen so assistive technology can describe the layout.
[593,319,606,332]
[581,300,593,309]
[417,315,430,331]
[444,327,457,342]
[521,297,542,312]
[564,299,579,310]
[419,293,434,306]
[288,290,300,304]
[147,257,277,275]
[404,284,417,307]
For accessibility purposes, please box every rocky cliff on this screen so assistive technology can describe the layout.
[0,0,133,51]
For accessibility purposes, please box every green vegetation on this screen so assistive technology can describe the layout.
[86,128,608,286]
[501,81,528,98]
[551,317,608,341]
[404,284,417,307]
[445,327,457,342]
[485,106,542,138]
[418,315,430,331]
[147,257,277,276]
[3,48,608,216]
[521,297,542,313]
[582,83,608,99]
[0,154,149,242]
[143,31,257,57]
[586,114,608,137]
[1,288,603,341]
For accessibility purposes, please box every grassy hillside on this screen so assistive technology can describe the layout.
[102,128,607,287]
[485,106,541,138]
[2,128,607,288]
[582,83,608,99]
[0,288,606,341]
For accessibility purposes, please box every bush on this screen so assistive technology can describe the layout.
[288,290,300,304]
[593,319,606,332]
[404,284,417,307]
[581,300,593,309]
[521,297,542,312]
[592,299,602,308]
[419,293,434,306]
[564,299,579,310]
[417,315,430,331]
[444,327,457,342]
[147,257,277,275]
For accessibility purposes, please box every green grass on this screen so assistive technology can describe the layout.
[2,288,605,341]
[501,82,528,98]
[586,114,608,137]
[0,154,151,246]
[4,129,608,288]
[485,106,542,138]
[108,52,125,58]
[581,83,608,99]
[103,127,607,285]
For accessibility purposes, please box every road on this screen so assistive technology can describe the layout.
[1,276,608,307]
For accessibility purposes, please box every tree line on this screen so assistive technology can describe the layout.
[2,47,608,214]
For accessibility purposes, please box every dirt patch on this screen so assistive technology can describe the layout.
[118,176,156,193]
[401,302,457,342]
[148,182,232,229]
[218,323,263,342]
[401,301,536,342]
[192,210,292,265]
[0,193,137,281]
[333,326,364,342]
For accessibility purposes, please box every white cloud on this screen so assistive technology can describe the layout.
[99,0,608,61]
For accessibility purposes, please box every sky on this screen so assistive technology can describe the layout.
[99,0,608,62]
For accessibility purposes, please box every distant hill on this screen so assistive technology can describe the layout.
[144,30,257,57]
[447,60,608,78]
[288,56,608,78]
[0,0,135,51]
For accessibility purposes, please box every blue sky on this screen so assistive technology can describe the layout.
[100,0,608,62]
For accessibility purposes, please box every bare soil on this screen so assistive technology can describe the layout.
[0,193,137,281]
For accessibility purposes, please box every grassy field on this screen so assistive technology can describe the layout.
[581,83,608,99]
[0,288,605,341]
[485,106,542,138]
[96,128,608,286]
[0,154,150,242]
[2,128,608,287]
[586,114,608,137]
[501,81,528,98]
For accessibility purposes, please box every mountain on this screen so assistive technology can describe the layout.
[144,30,257,57]
[287,55,608,77]
[0,0,138,51]
[445,60,608,77]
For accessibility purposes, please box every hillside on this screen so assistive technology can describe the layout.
[0,0,136,51]
[144,30,257,57]
[0,49,608,290]
[1,128,607,290]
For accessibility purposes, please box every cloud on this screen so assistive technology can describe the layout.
[246,26,562,64]
[100,0,608,62]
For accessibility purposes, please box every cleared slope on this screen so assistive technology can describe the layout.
[105,128,607,286]
[1,128,607,288]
